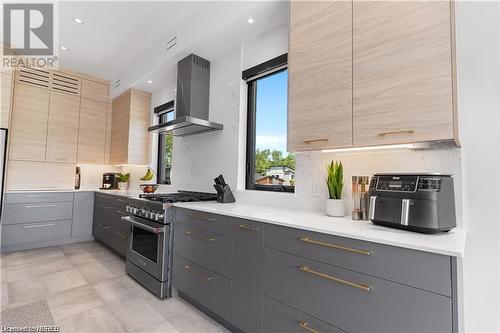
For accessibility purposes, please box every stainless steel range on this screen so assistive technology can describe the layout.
[121,191,216,299]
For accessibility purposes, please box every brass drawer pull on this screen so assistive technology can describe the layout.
[298,320,320,333]
[116,210,127,215]
[103,226,112,230]
[378,130,415,137]
[115,232,127,239]
[299,237,371,256]
[237,224,259,232]
[184,265,213,281]
[188,213,215,222]
[185,230,215,242]
[303,138,328,144]
[299,266,371,292]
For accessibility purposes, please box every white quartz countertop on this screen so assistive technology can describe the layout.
[174,202,466,257]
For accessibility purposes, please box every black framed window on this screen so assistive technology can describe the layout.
[155,101,174,185]
[244,54,295,192]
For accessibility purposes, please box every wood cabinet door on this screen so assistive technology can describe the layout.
[81,79,109,102]
[353,0,455,146]
[77,98,107,164]
[1,73,13,128]
[127,92,151,164]
[288,1,352,151]
[46,92,80,163]
[9,83,50,161]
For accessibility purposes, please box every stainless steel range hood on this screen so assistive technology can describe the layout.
[148,54,223,137]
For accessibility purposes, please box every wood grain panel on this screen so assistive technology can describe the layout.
[110,91,130,165]
[1,72,13,128]
[81,79,109,102]
[77,98,107,164]
[9,83,50,161]
[288,0,353,151]
[6,160,75,190]
[127,90,151,164]
[353,0,455,146]
[104,102,112,164]
[46,92,80,163]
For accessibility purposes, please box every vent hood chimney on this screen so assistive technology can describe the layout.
[148,54,223,136]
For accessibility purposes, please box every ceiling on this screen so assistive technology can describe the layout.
[58,1,289,96]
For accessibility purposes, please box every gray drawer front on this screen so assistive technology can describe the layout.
[263,296,345,333]
[2,201,73,225]
[72,192,94,238]
[172,255,231,321]
[174,224,233,278]
[265,224,451,296]
[264,249,452,333]
[95,193,128,211]
[175,207,235,237]
[1,220,72,247]
[5,192,73,204]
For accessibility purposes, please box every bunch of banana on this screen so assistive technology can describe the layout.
[140,168,155,181]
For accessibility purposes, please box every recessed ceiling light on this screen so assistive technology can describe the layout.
[147,80,153,84]
[247,18,254,24]
[60,45,67,50]
[72,17,84,24]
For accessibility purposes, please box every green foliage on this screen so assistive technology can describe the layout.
[118,173,130,183]
[326,161,343,199]
[255,149,296,175]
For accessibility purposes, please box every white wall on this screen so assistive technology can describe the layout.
[454,1,500,332]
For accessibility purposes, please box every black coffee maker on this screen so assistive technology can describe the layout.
[101,173,119,190]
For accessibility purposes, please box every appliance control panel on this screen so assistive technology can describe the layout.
[125,205,164,222]
[371,175,442,192]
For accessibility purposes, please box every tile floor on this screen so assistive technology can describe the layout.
[0,241,229,333]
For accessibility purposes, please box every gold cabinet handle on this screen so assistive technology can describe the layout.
[103,226,112,230]
[237,224,259,232]
[188,213,215,222]
[298,320,320,333]
[303,138,328,144]
[184,265,213,281]
[299,266,371,292]
[115,232,127,239]
[185,230,215,242]
[378,130,415,137]
[299,237,371,256]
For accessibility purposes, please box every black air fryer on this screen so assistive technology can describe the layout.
[368,173,456,234]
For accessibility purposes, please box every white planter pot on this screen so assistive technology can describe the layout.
[325,199,346,217]
[118,182,128,191]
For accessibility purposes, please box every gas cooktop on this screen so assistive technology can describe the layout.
[139,190,217,203]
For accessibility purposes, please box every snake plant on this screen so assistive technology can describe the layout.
[326,161,344,200]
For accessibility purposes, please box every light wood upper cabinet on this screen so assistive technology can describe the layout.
[353,0,456,146]
[288,1,353,151]
[9,83,50,161]
[46,92,81,163]
[111,89,151,165]
[77,98,108,164]
[1,72,13,128]
[104,102,112,164]
[81,79,109,102]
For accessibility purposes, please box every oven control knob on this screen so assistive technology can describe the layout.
[145,211,151,219]
[132,207,138,214]
[157,214,164,221]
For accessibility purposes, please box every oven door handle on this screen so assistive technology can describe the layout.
[121,216,165,234]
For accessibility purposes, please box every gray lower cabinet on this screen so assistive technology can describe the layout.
[1,191,94,252]
[92,193,129,257]
[264,248,452,333]
[72,192,94,238]
[174,208,458,333]
[263,296,345,333]
[231,220,264,333]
